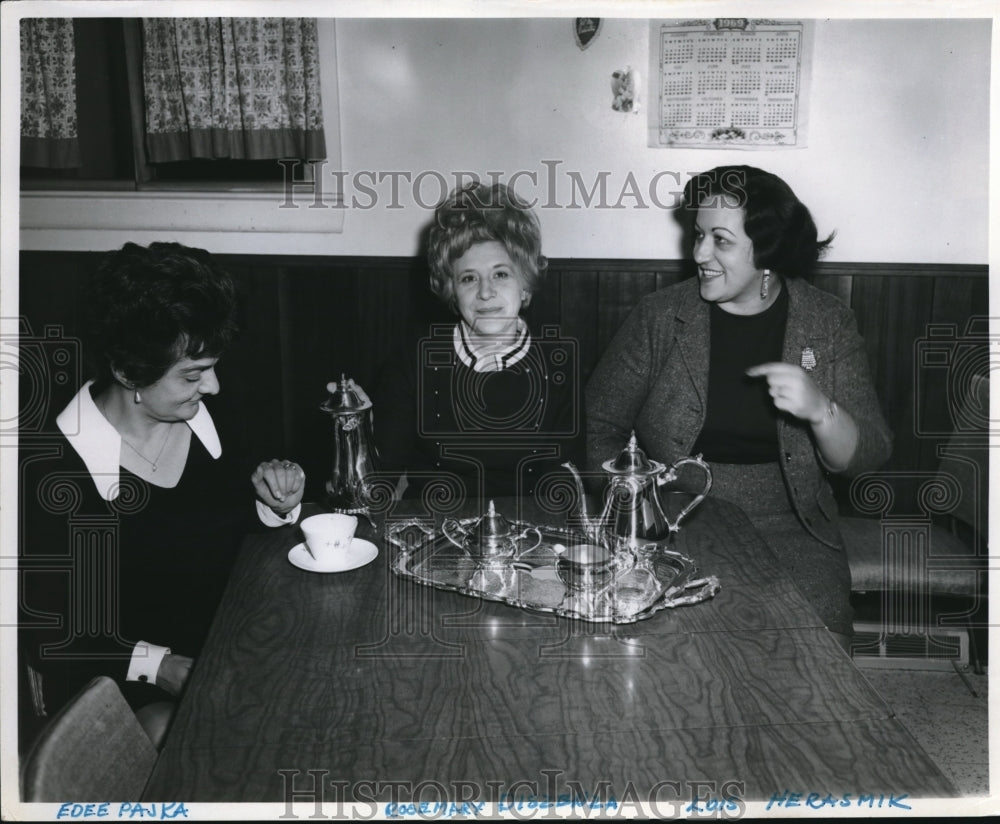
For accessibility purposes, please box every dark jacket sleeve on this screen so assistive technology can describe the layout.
[585,296,670,473]
[826,302,893,476]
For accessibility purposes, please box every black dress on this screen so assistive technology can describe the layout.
[19,386,265,714]
[372,323,584,502]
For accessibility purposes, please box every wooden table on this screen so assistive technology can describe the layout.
[142,495,957,809]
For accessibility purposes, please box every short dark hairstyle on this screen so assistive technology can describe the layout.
[682,165,834,277]
[427,182,547,308]
[84,242,239,387]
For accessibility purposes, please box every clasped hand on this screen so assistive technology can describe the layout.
[252,458,306,515]
[745,362,829,425]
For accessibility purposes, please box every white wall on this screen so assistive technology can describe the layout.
[18,17,991,263]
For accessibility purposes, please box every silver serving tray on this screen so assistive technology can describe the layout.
[386,518,720,624]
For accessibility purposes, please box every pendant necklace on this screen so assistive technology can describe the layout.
[121,427,171,472]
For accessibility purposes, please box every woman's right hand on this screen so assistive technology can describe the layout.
[745,362,828,424]
[155,653,194,696]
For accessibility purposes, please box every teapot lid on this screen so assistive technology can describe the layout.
[471,500,515,543]
[602,431,664,475]
[321,375,372,415]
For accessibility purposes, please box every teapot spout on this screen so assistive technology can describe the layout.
[562,461,601,539]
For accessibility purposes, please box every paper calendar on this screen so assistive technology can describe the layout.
[648,19,812,149]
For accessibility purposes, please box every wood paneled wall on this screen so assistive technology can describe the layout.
[18,251,988,511]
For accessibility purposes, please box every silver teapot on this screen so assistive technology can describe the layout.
[321,375,378,524]
[442,500,542,559]
[564,431,712,550]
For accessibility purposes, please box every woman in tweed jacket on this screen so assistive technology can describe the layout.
[587,166,892,647]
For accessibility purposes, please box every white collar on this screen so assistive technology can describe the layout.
[453,319,531,373]
[56,380,222,501]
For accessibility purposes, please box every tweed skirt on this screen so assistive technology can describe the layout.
[707,461,854,637]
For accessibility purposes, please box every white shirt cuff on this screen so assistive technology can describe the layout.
[256,500,301,527]
[126,641,171,684]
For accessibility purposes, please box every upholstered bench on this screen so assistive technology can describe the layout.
[840,515,982,599]
[839,513,985,671]
[840,371,988,670]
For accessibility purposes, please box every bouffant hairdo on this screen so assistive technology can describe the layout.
[85,242,239,387]
[427,182,547,308]
[682,165,834,277]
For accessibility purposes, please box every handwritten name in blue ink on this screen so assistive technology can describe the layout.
[385,801,486,818]
[767,790,911,811]
[684,797,741,813]
[385,795,619,818]
[496,794,617,813]
[56,802,189,819]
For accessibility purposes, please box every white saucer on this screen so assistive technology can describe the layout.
[288,538,378,573]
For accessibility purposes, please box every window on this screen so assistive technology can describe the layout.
[20,18,321,192]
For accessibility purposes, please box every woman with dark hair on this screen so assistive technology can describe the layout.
[372,182,582,500]
[20,242,304,719]
[587,166,892,649]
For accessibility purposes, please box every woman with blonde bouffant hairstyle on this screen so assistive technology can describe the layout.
[372,181,583,500]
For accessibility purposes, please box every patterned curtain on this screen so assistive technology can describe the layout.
[141,18,327,162]
[20,19,81,168]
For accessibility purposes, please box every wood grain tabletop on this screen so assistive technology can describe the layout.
[142,496,957,804]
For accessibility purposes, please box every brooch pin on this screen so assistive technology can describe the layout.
[800,347,817,371]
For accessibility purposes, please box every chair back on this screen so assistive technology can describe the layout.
[20,676,158,802]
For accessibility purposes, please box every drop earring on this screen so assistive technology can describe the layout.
[134,388,142,404]
[760,269,771,300]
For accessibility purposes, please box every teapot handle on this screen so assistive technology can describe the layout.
[516,526,543,555]
[441,518,467,550]
[659,453,713,532]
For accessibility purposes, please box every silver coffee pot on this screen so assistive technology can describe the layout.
[321,375,378,524]
[564,431,712,551]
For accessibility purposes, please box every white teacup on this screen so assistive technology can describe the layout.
[301,513,358,562]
